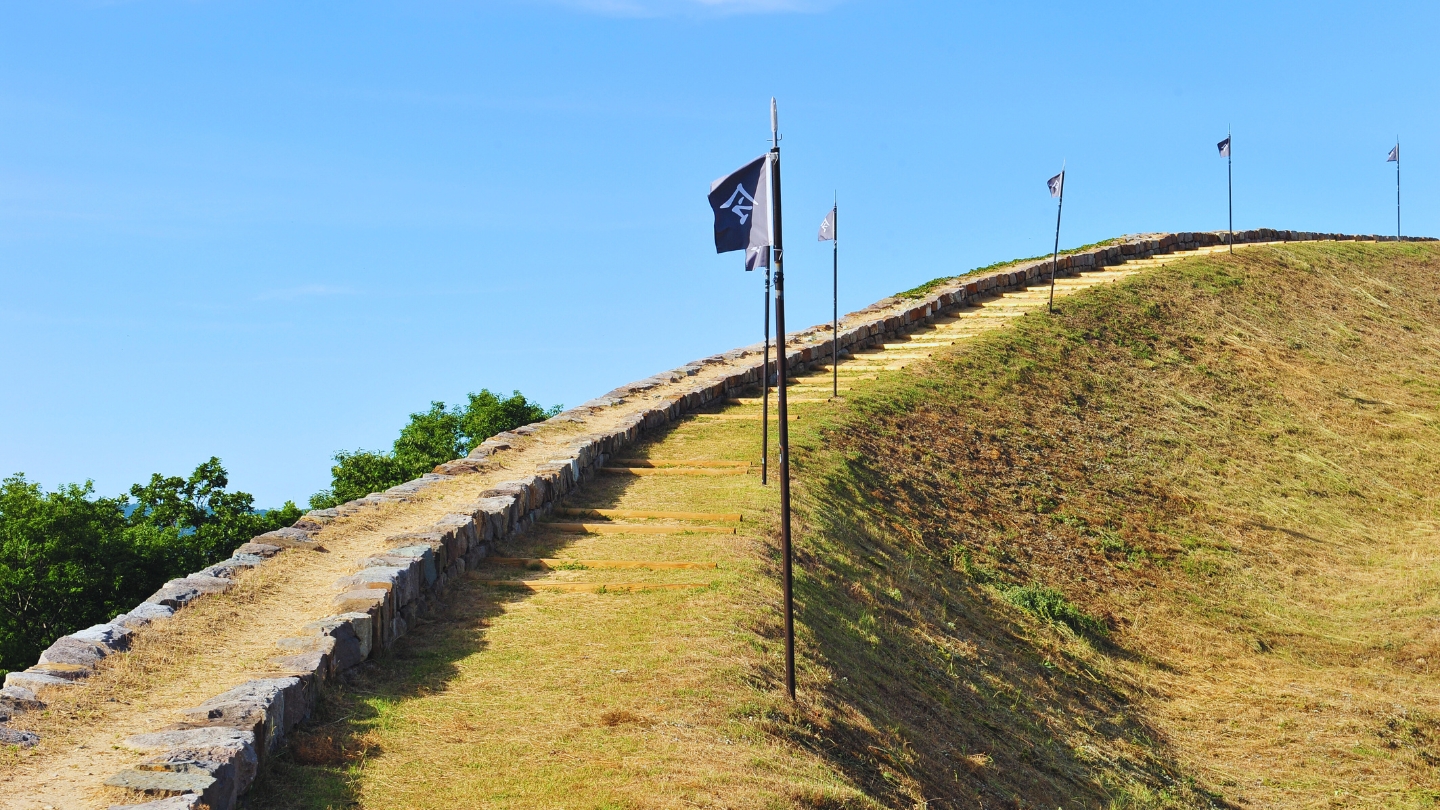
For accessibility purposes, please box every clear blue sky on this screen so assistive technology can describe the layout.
[2,1,1434,506]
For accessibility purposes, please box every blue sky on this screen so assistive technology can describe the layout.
[2,0,1435,505]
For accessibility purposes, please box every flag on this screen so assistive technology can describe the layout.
[709,154,771,260]
[746,244,770,270]
[1388,144,1399,162]
[1047,170,1064,199]
[1217,136,1231,158]
[817,206,836,241]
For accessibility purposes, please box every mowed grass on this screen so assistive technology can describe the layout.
[250,241,1440,809]
[247,414,876,810]
[784,241,1440,807]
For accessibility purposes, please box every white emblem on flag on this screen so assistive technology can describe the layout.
[720,184,755,225]
[1047,171,1064,198]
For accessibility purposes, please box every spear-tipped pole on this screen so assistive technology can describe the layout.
[1227,125,1233,254]
[1048,162,1065,314]
[770,96,796,702]
[762,267,770,485]
[832,193,838,398]
[1396,135,1402,240]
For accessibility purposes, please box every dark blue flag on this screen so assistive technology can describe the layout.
[709,154,771,260]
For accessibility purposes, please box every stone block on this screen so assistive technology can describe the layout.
[4,669,74,692]
[269,635,334,679]
[104,768,215,797]
[334,566,415,607]
[146,575,231,609]
[38,635,109,669]
[248,527,318,549]
[303,612,373,662]
[116,602,176,630]
[29,662,93,681]
[0,727,39,747]
[388,544,437,586]
[108,794,203,810]
[177,677,306,755]
[234,542,282,558]
[331,590,389,651]
[434,458,486,475]
[72,622,133,653]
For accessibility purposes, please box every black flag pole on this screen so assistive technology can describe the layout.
[762,268,770,485]
[832,195,838,398]
[1227,126,1233,254]
[770,97,796,702]
[1048,162,1065,314]
[1396,136,1401,240]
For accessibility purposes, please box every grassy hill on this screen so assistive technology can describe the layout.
[250,241,1440,809]
[785,241,1440,807]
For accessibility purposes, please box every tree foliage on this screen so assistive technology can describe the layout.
[0,460,298,675]
[310,389,559,508]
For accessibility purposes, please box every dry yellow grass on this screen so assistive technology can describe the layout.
[247,415,879,809]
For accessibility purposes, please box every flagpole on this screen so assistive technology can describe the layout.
[832,195,838,399]
[762,268,770,486]
[1396,136,1401,240]
[770,97,796,702]
[1227,126,1233,254]
[1048,163,1064,314]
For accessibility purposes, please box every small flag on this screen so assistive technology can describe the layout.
[817,207,836,241]
[708,154,772,260]
[1047,170,1064,199]
[1388,144,1399,162]
[1217,136,1231,158]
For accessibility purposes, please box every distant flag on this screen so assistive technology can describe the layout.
[708,154,772,269]
[1046,165,1066,312]
[1219,130,1233,251]
[1390,138,1401,239]
[817,206,836,241]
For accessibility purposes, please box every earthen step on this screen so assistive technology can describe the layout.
[543,521,736,535]
[611,458,748,468]
[728,396,834,404]
[487,557,718,570]
[692,413,800,421]
[599,467,747,477]
[473,580,710,593]
[556,508,742,521]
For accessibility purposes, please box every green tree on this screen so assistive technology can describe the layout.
[457,389,560,453]
[0,476,138,674]
[0,459,295,675]
[127,457,301,575]
[310,389,560,509]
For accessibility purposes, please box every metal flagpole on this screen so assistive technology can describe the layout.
[1227,126,1233,254]
[762,268,770,486]
[1048,163,1065,314]
[832,195,838,399]
[770,97,796,701]
[1397,136,1402,240]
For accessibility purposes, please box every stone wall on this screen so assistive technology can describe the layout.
[1,229,1430,809]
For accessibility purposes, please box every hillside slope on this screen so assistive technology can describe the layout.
[154,240,1440,810]
[787,241,1440,806]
